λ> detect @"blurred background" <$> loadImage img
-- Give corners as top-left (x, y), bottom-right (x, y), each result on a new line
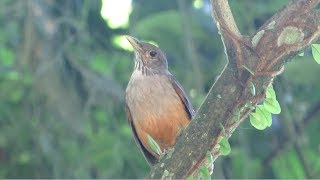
top-left (0, 0), bottom-right (319, 178)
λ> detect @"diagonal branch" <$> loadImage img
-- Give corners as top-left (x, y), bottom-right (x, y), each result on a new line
top-left (147, 0), bottom-right (320, 179)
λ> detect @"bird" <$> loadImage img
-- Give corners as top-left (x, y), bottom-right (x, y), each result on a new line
top-left (125, 35), bottom-right (194, 165)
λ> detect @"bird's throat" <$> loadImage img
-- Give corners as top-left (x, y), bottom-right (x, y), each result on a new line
top-left (133, 61), bottom-right (153, 76)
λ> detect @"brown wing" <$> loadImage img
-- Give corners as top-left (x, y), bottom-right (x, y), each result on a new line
top-left (168, 74), bottom-right (195, 119)
top-left (125, 102), bottom-right (158, 165)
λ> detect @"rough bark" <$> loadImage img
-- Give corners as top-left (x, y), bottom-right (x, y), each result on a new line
top-left (147, 0), bottom-right (320, 179)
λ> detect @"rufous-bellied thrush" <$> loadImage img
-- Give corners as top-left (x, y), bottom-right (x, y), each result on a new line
top-left (125, 36), bottom-right (194, 165)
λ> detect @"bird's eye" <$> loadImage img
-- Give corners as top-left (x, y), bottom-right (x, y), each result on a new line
top-left (149, 51), bottom-right (157, 57)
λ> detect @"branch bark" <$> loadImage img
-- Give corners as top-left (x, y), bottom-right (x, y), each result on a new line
top-left (147, 0), bottom-right (320, 178)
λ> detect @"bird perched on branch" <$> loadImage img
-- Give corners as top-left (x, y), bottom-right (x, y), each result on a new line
top-left (125, 35), bottom-right (194, 165)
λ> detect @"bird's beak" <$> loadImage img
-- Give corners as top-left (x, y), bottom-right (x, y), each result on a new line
top-left (125, 35), bottom-right (143, 53)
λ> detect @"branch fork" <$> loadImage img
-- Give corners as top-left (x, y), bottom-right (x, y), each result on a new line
top-left (147, 0), bottom-right (320, 178)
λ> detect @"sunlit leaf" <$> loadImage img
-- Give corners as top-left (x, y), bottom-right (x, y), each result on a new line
top-left (249, 82), bottom-right (256, 96)
top-left (257, 105), bottom-right (272, 127)
top-left (311, 44), bottom-right (320, 64)
top-left (206, 151), bottom-right (213, 164)
top-left (250, 110), bottom-right (268, 130)
top-left (147, 134), bottom-right (162, 155)
top-left (266, 85), bottom-right (276, 99)
top-left (186, 175), bottom-right (194, 180)
top-left (219, 137), bottom-right (231, 156)
top-left (199, 165), bottom-right (211, 180)
top-left (264, 98), bottom-right (281, 114)
top-left (242, 65), bottom-right (254, 75)
top-left (298, 52), bottom-right (304, 56)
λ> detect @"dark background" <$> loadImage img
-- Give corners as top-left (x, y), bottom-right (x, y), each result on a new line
top-left (0, 0), bottom-right (319, 178)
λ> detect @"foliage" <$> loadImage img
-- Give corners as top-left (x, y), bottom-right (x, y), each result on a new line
top-left (249, 85), bottom-right (281, 130)
top-left (147, 135), bottom-right (162, 156)
top-left (199, 165), bottom-right (211, 180)
top-left (219, 138), bottom-right (231, 156)
top-left (311, 44), bottom-right (320, 64)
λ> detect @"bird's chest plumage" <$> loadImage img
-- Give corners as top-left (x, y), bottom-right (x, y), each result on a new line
top-left (126, 72), bottom-right (189, 156)
top-left (126, 73), bottom-right (180, 118)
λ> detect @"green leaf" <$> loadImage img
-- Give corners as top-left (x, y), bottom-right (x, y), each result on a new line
top-left (245, 102), bottom-right (255, 110)
top-left (219, 137), bottom-right (231, 156)
top-left (206, 151), bottom-right (213, 164)
top-left (249, 105), bottom-right (273, 130)
top-left (242, 65), bottom-right (254, 75)
top-left (199, 165), bottom-right (211, 180)
top-left (147, 134), bottom-right (162, 155)
top-left (249, 105), bottom-right (272, 130)
top-left (264, 98), bottom-right (281, 114)
top-left (298, 52), bottom-right (304, 56)
top-left (266, 85), bottom-right (276, 99)
top-left (186, 175), bottom-right (194, 180)
top-left (257, 105), bottom-right (272, 127)
top-left (249, 82), bottom-right (256, 96)
top-left (250, 108), bottom-right (269, 130)
top-left (311, 44), bottom-right (320, 64)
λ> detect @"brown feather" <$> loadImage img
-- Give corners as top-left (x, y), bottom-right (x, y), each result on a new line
top-left (125, 103), bottom-right (157, 165)
top-left (168, 74), bottom-right (195, 119)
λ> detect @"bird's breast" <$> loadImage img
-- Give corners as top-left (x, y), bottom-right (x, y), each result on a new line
top-left (127, 74), bottom-right (180, 116)
top-left (126, 73), bottom-right (189, 155)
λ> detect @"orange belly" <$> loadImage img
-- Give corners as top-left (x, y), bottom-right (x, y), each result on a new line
top-left (134, 100), bottom-right (190, 159)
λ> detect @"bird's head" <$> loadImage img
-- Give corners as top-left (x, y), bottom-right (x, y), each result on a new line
top-left (126, 35), bottom-right (168, 75)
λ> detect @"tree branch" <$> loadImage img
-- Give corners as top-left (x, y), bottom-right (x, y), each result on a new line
top-left (147, 0), bottom-right (320, 178)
